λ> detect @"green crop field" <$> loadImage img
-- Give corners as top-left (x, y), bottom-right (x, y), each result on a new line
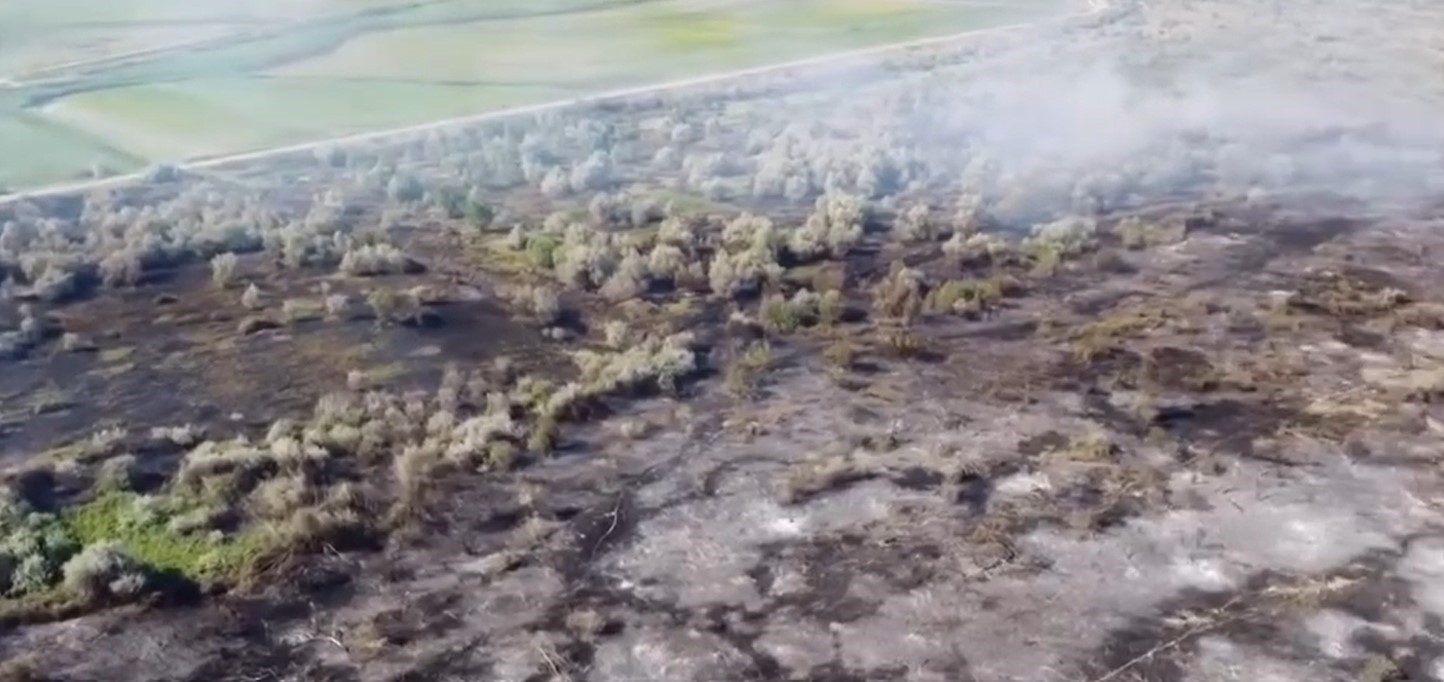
top-left (0, 113), bottom-right (142, 189)
top-left (0, 0), bottom-right (410, 76)
top-left (0, 0), bottom-right (1074, 188)
top-left (41, 79), bottom-right (571, 161)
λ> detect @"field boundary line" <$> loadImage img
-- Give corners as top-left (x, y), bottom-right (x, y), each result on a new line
top-left (1, 0), bottom-right (1112, 203)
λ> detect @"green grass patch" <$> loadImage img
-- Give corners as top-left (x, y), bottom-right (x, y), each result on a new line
top-left (0, 0), bottom-right (403, 27)
top-left (617, 223), bottom-right (661, 248)
top-left (639, 6), bottom-right (743, 52)
top-left (63, 492), bottom-right (274, 584)
top-left (92, 362), bottom-right (137, 380)
top-left (362, 360), bottom-right (408, 385)
top-left (37, 443), bottom-right (87, 464)
top-left (39, 77), bottom-right (568, 161)
top-left (474, 238), bottom-right (542, 276)
top-left (269, 19), bottom-right (628, 85)
top-left (0, 487), bottom-right (268, 616)
top-left (386, 0), bottom-right (643, 28)
top-left (272, 0), bottom-right (1067, 86)
top-left (25, 385), bottom-right (75, 416)
top-left (0, 113), bottom-right (140, 187)
top-left (644, 189), bottom-right (722, 217)
top-left (99, 346), bottom-right (137, 364)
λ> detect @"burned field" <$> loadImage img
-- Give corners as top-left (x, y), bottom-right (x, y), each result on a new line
top-left (1, 1), bottom-right (1444, 680)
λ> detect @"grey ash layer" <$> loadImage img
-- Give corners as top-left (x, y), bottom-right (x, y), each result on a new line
top-left (1, 0), bottom-right (1443, 680)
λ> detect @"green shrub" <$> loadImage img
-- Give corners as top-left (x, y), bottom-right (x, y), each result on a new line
top-left (0, 509), bottom-right (77, 597)
top-left (485, 441), bottom-right (519, 471)
top-left (726, 342), bottom-right (774, 397)
top-left (464, 200), bottom-right (496, 230)
top-left (759, 290), bottom-right (823, 334)
top-left (525, 235), bottom-right (562, 269)
top-left (759, 295), bottom-right (802, 334)
top-left (818, 290), bottom-right (844, 327)
top-left (927, 278), bottom-right (1011, 315)
top-left (528, 415), bottom-right (559, 454)
top-left (10, 554), bottom-right (55, 596)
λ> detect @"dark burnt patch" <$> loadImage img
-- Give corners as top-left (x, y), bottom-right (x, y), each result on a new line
top-left (1337, 324), bottom-right (1389, 349)
top-left (783, 538), bottom-right (883, 624)
top-left (1338, 265), bottom-right (1411, 292)
top-left (954, 472), bottom-right (994, 515)
top-left (1145, 346), bottom-right (1220, 391)
top-left (394, 474), bottom-right (526, 556)
top-left (959, 318), bottom-right (1039, 342)
top-left (390, 643), bottom-right (492, 682)
top-left (572, 492), bottom-right (638, 566)
top-left (1067, 290), bottom-right (1152, 317)
top-left (1066, 347), bottom-right (1147, 391)
top-left (891, 466), bottom-right (942, 491)
top-left (361, 590), bottom-right (468, 652)
top-left (755, 533), bottom-right (944, 625)
top-left (125, 588), bottom-right (361, 682)
top-left (1268, 216), bottom-right (1363, 253)
top-left (700, 454), bottom-right (785, 497)
top-left (1018, 431), bottom-right (1069, 457)
top-left (801, 663), bottom-right (876, 682)
top-left (1144, 397), bottom-right (1301, 460)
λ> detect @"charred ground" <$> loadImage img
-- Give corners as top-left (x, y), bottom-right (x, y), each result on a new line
top-left (1, 0), bottom-right (1444, 680)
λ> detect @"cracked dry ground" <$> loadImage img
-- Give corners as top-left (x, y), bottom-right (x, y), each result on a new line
top-left (10, 198), bottom-right (1444, 681)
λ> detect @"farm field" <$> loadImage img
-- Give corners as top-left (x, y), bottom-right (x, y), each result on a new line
top-left (271, 0), bottom-right (1058, 86)
top-left (39, 79), bottom-right (573, 162)
top-left (0, 0), bottom-right (415, 77)
top-left (0, 0), bottom-right (1076, 189)
top-left (0, 114), bottom-right (142, 190)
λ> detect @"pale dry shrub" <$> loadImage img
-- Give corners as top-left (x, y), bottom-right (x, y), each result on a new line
top-left (708, 246), bottom-right (781, 299)
top-left (150, 424), bottom-right (202, 447)
top-left (656, 217), bottom-right (698, 247)
top-left (646, 243), bottom-right (688, 281)
top-left (599, 250), bottom-right (648, 302)
top-left (241, 283), bottom-right (264, 310)
top-left (790, 193), bottom-right (865, 259)
top-left (602, 319), bottom-right (630, 348)
top-left (893, 204), bottom-right (936, 243)
top-left (324, 293), bottom-right (351, 319)
top-left (210, 252), bottom-right (239, 287)
top-left (98, 250), bottom-right (144, 287)
top-left (338, 243), bottom-right (411, 277)
top-left (249, 472), bottom-right (314, 520)
top-left (507, 285), bottom-right (562, 324)
top-left (61, 542), bottom-right (148, 601)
